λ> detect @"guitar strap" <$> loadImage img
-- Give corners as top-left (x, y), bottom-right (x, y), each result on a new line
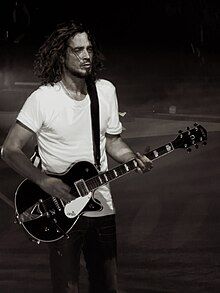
top-left (86, 77), bottom-right (101, 171)
top-left (32, 78), bottom-right (101, 171)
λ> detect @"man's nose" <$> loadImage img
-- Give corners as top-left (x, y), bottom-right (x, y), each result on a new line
top-left (81, 49), bottom-right (90, 60)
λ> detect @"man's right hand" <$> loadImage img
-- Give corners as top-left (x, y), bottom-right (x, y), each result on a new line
top-left (37, 176), bottom-right (74, 203)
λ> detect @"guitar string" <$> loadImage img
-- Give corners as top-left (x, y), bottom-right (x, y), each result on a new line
top-left (23, 126), bottom-right (206, 213)
top-left (36, 153), bottom-right (158, 210)
top-left (35, 160), bottom-right (139, 209)
top-left (30, 153), bottom-right (160, 209)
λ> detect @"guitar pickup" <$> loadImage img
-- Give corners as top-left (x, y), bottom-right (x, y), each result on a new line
top-left (74, 179), bottom-right (89, 197)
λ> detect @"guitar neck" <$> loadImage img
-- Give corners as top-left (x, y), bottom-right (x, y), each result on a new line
top-left (85, 141), bottom-right (174, 192)
top-left (145, 142), bottom-right (174, 161)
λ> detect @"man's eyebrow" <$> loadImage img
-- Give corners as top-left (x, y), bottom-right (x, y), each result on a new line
top-left (69, 45), bottom-right (93, 50)
top-left (68, 46), bottom-right (83, 50)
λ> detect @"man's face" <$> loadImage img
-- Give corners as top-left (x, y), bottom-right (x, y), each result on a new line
top-left (64, 32), bottom-right (93, 78)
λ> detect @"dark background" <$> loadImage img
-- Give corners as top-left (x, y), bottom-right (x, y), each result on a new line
top-left (2, 0), bottom-right (220, 47)
top-left (0, 1), bottom-right (220, 292)
top-left (1, 0), bottom-right (220, 116)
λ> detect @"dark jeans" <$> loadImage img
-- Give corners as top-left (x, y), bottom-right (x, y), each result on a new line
top-left (48, 214), bottom-right (117, 293)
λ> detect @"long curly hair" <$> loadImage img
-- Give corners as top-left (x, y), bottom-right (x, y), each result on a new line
top-left (33, 20), bottom-right (105, 85)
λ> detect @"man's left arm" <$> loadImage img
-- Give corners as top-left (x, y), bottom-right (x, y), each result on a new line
top-left (105, 133), bottom-right (153, 173)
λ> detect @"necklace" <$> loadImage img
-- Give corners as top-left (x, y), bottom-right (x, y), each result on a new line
top-left (60, 81), bottom-right (75, 99)
top-left (60, 81), bottom-right (86, 101)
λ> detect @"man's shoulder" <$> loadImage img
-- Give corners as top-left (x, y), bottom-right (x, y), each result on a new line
top-left (96, 79), bottom-right (116, 91)
top-left (28, 83), bottom-right (61, 102)
top-left (35, 83), bottom-right (60, 95)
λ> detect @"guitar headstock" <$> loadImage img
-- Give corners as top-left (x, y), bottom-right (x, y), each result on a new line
top-left (172, 123), bottom-right (207, 152)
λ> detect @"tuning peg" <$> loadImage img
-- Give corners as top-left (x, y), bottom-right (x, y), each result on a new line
top-left (178, 130), bottom-right (183, 137)
top-left (187, 148), bottom-right (192, 152)
top-left (186, 127), bottom-right (191, 134)
top-left (194, 123), bottom-right (199, 130)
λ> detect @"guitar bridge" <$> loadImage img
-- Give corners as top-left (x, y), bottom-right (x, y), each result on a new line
top-left (17, 199), bottom-right (48, 223)
top-left (74, 179), bottom-right (89, 197)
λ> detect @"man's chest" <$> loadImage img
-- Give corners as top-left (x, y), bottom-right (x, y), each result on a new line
top-left (40, 103), bottom-right (109, 139)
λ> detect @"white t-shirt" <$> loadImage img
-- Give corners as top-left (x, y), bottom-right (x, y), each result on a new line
top-left (17, 79), bottom-right (122, 217)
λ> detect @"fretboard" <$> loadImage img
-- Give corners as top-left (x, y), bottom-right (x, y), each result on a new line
top-left (85, 142), bottom-right (174, 192)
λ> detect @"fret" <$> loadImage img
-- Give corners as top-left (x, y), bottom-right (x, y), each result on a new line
top-left (116, 165), bottom-right (125, 175)
top-left (126, 160), bottom-right (137, 171)
top-left (132, 160), bottom-right (138, 168)
top-left (99, 174), bottom-right (107, 183)
top-left (107, 170), bottom-right (115, 180)
top-left (114, 166), bottom-right (121, 176)
top-left (146, 143), bottom-right (174, 161)
top-left (88, 178), bottom-right (97, 190)
top-left (124, 163), bottom-right (129, 172)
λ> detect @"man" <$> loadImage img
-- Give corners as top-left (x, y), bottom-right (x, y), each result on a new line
top-left (1, 20), bottom-right (152, 293)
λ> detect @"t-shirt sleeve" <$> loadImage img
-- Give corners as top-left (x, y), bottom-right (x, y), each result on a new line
top-left (16, 91), bottom-right (44, 133)
top-left (106, 85), bottom-right (122, 135)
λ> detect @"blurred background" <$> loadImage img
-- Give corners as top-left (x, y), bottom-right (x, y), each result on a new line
top-left (0, 1), bottom-right (220, 292)
top-left (1, 0), bottom-right (220, 125)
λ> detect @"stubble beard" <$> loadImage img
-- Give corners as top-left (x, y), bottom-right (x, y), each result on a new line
top-left (64, 63), bottom-right (92, 79)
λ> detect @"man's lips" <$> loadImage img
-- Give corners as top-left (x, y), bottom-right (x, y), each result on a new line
top-left (81, 63), bottom-right (91, 68)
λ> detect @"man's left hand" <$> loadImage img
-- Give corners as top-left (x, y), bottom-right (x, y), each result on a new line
top-left (135, 152), bottom-right (153, 174)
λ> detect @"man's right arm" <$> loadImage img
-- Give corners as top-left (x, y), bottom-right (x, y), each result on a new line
top-left (1, 122), bottom-right (73, 202)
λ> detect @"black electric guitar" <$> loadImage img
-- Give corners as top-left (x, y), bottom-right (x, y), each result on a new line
top-left (15, 124), bottom-right (207, 243)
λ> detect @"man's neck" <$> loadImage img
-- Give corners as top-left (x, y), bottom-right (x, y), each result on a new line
top-left (61, 75), bottom-right (87, 101)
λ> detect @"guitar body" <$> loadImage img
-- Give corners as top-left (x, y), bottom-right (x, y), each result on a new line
top-left (15, 161), bottom-right (103, 243)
